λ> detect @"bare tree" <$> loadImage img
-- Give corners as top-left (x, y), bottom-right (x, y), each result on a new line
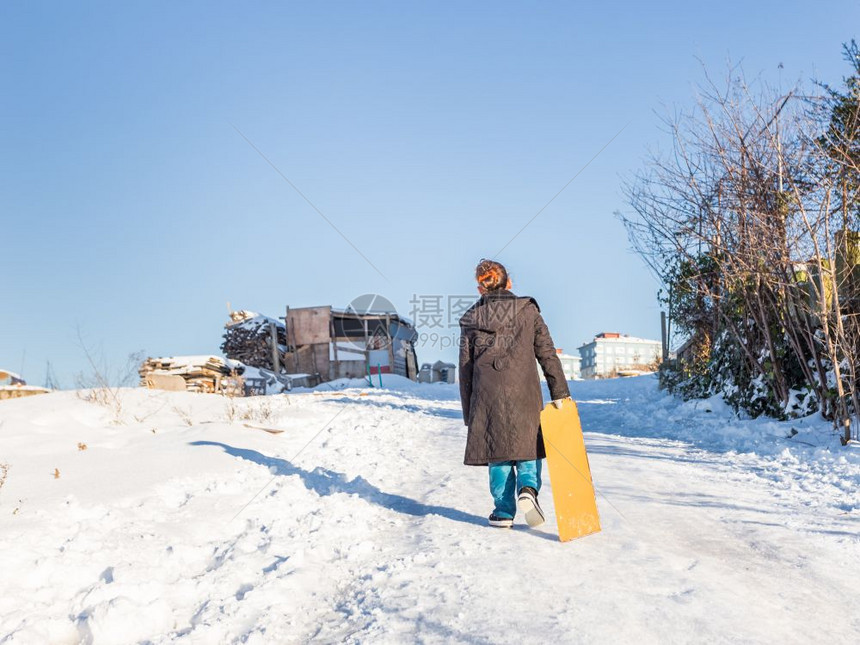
top-left (620, 53), bottom-right (860, 443)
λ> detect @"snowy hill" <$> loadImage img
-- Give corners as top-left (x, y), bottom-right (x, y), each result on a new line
top-left (1, 377), bottom-right (859, 643)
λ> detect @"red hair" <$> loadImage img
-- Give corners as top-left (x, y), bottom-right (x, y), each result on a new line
top-left (475, 259), bottom-right (509, 292)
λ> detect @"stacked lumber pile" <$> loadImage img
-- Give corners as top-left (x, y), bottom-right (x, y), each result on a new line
top-left (0, 369), bottom-right (51, 400)
top-left (221, 310), bottom-right (288, 372)
top-left (0, 386), bottom-right (51, 400)
top-left (139, 355), bottom-right (245, 395)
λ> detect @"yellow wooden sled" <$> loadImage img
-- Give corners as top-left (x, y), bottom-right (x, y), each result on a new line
top-left (541, 398), bottom-right (601, 541)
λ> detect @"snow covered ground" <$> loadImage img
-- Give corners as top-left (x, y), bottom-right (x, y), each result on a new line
top-left (1, 376), bottom-right (858, 644)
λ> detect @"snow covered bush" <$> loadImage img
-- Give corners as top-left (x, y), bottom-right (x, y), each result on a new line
top-left (661, 329), bottom-right (818, 421)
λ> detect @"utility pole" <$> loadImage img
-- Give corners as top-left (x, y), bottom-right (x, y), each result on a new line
top-left (660, 312), bottom-right (669, 362)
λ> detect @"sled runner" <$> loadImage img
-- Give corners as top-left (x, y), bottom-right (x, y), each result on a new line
top-left (541, 398), bottom-right (601, 541)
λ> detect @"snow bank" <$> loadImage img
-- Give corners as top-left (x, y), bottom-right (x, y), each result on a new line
top-left (570, 375), bottom-right (845, 451)
top-left (1, 379), bottom-right (858, 643)
top-left (568, 375), bottom-right (860, 515)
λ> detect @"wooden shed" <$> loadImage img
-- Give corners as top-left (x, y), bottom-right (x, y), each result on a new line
top-left (283, 305), bottom-right (419, 382)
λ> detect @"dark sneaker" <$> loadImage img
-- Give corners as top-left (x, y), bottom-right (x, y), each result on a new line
top-left (517, 486), bottom-right (546, 528)
top-left (488, 513), bottom-right (514, 528)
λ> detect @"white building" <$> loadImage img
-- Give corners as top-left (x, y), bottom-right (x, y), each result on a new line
top-left (578, 333), bottom-right (661, 379)
top-left (538, 349), bottom-right (581, 382)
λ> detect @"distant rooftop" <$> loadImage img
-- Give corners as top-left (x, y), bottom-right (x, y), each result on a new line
top-left (578, 333), bottom-right (661, 348)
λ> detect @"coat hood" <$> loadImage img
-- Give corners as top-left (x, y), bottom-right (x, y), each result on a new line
top-left (460, 290), bottom-right (541, 333)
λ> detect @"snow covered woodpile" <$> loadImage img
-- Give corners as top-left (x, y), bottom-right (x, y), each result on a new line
top-left (139, 356), bottom-right (245, 395)
top-left (0, 369), bottom-right (50, 400)
top-left (221, 310), bottom-right (288, 373)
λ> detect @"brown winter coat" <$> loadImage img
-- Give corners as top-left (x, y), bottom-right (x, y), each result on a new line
top-left (458, 290), bottom-right (570, 466)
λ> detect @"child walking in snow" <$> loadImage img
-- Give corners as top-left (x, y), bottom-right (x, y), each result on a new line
top-left (458, 259), bottom-right (571, 528)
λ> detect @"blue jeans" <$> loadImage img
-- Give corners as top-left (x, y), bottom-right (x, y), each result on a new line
top-left (488, 459), bottom-right (542, 519)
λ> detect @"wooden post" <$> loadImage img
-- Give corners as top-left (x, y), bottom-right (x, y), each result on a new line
top-left (385, 314), bottom-right (395, 376)
top-left (330, 315), bottom-right (338, 381)
top-left (363, 317), bottom-right (374, 381)
top-left (286, 306), bottom-right (299, 373)
top-left (269, 322), bottom-right (281, 374)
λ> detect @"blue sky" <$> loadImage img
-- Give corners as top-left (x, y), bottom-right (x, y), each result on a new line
top-left (2, 1), bottom-right (858, 387)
